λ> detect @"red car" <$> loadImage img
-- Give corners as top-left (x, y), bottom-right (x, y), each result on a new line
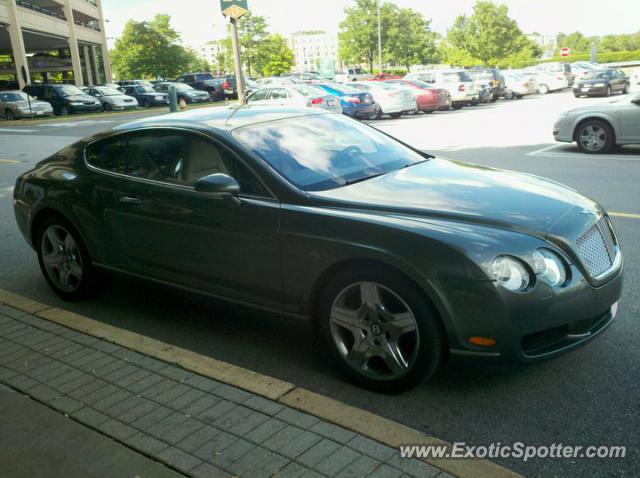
top-left (369, 73), bottom-right (402, 81)
top-left (385, 79), bottom-right (451, 113)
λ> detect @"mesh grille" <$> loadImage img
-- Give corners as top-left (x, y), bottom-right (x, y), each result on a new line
top-left (576, 217), bottom-right (616, 278)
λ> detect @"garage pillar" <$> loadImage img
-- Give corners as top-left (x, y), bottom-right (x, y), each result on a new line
top-left (6, 0), bottom-right (30, 88)
top-left (95, 0), bottom-right (113, 82)
top-left (91, 45), bottom-right (101, 84)
top-left (82, 45), bottom-right (94, 85)
top-left (63, 0), bottom-right (84, 85)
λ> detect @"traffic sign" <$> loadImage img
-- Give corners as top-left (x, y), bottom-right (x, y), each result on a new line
top-left (220, 0), bottom-right (248, 19)
top-left (560, 47), bottom-right (570, 58)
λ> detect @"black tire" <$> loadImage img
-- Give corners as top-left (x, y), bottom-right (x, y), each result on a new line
top-left (59, 106), bottom-right (69, 116)
top-left (371, 105), bottom-right (382, 120)
top-left (317, 265), bottom-right (444, 393)
top-left (605, 86), bottom-right (611, 97)
top-left (622, 83), bottom-right (629, 94)
top-left (141, 98), bottom-right (150, 108)
top-left (538, 84), bottom-right (550, 94)
top-left (5, 109), bottom-right (15, 120)
top-left (36, 215), bottom-right (98, 301)
top-left (452, 103), bottom-right (463, 110)
top-left (390, 113), bottom-right (402, 119)
top-left (505, 90), bottom-right (514, 100)
top-left (103, 102), bottom-right (112, 111)
top-left (575, 119), bottom-right (615, 154)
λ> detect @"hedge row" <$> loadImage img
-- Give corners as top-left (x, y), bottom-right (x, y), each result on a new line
top-left (538, 50), bottom-right (640, 64)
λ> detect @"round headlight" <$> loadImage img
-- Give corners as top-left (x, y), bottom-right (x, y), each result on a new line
top-left (491, 256), bottom-right (530, 292)
top-left (532, 249), bottom-right (567, 287)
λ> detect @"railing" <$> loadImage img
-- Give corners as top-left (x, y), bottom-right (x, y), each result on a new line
top-left (74, 19), bottom-right (101, 31)
top-left (16, 0), bottom-right (66, 20)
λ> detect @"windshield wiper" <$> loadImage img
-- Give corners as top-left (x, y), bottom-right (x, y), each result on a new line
top-left (343, 172), bottom-right (387, 186)
top-left (403, 158), bottom-right (430, 168)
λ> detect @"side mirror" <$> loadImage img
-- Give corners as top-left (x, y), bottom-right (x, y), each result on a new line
top-left (194, 173), bottom-right (240, 195)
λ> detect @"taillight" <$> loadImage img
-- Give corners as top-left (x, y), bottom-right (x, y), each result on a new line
top-left (344, 96), bottom-right (361, 104)
top-left (458, 84), bottom-right (465, 92)
top-left (223, 81), bottom-right (229, 89)
top-left (311, 97), bottom-right (324, 105)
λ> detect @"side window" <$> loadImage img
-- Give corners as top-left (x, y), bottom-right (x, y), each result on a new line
top-left (85, 136), bottom-right (129, 174)
top-left (184, 75), bottom-right (195, 83)
top-left (156, 84), bottom-right (167, 92)
top-left (248, 89), bottom-right (269, 102)
top-left (44, 87), bottom-right (57, 99)
top-left (269, 88), bottom-right (288, 100)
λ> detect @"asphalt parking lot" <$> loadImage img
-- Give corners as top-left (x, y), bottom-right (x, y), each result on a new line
top-left (1, 89), bottom-right (638, 477)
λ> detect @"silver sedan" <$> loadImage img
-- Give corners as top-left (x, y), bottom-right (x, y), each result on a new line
top-left (553, 92), bottom-right (640, 153)
top-left (0, 91), bottom-right (53, 120)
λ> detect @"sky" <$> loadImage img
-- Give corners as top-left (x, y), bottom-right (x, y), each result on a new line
top-left (102, 0), bottom-right (639, 48)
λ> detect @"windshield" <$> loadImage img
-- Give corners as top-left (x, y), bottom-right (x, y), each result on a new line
top-left (95, 87), bottom-right (122, 96)
top-left (0, 92), bottom-right (32, 102)
top-left (584, 71), bottom-right (609, 80)
top-left (136, 86), bottom-right (156, 93)
top-left (322, 83), bottom-right (360, 94)
top-left (54, 85), bottom-right (85, 97)
top-left (232, 114), bottom-right (425, 191)
top-left (293, 85), bottom-right (327, 96)
top-left (444, 71), bottom-right (473, 82)
top-left (195, 73), bottom-right (214, 81)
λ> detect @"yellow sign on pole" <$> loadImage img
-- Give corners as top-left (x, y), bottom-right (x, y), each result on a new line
top-left (221, 0), bottom-right (248, 19)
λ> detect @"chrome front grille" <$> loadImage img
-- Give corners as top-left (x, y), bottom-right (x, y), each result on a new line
top-left (576, 217), bottom-right (618, 278)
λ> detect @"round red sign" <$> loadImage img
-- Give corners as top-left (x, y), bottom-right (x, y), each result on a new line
top-left (560, 47), bottom-right (570, 58)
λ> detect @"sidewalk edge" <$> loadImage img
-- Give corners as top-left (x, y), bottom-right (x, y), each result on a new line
top-left (0, 288), bottom-right (522, 478)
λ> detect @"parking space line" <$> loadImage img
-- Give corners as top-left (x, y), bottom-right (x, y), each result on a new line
top-left (610, 212), bottom-right (640, 220)
top-left (0, 128), bottom-right (38, 133)
top-left (0, 159), bottom-right (21, 164)
top-left (526, 144), bottom-right (565, 156)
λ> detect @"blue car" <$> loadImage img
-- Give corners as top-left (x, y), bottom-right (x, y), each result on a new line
top-left (316, 83), bottom-right (378, 119)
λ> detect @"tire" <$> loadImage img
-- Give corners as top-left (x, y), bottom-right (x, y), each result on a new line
top-left (622, 83), bottom-right (629, 94)
top-left (317, 265), bottom-right (444, 393)
top-left (370, 104), bottom-right (382, 120)
top-left (5, 109), bottom-right (15, 120)
top-left (141, 98), bottom-right (150, 108)
top-left (103, 102), bottom-right (112, 111)
top-left (575, 119), bottom-right (615, 154)
top-left (36, 216), bottom-right (98, 301)
top-left (390, 113), bottom-right (402, 119)
top-left (505, 90), bottom-right (514, 100)
top-left (538, 84), bottom-right (550, 94)
top-left (452, 103), bottom-right (463, 110)
top-left (605, 86), bottom-right (611, 97)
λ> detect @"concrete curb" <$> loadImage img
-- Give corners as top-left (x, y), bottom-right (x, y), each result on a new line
top-left (0, 288), bottom-right (521, 478)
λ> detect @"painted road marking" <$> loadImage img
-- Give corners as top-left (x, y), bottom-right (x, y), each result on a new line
top-left (610, 212), bottom-right (640, 220)
top-left (527, 143), bottom-right (640, 161)
top-left (0, 128), bottom-right (37, 133)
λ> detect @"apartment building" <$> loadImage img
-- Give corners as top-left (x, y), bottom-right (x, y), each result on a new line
top-left (0, 0), bottom-right (112, 88)
top-left (290, 30), bottom-right (338, 73)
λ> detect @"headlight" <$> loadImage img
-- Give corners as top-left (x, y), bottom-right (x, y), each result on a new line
top-left (532, 249), bottom-right (567, 287)
top-left (491, 256), bottom-right (531, 292)
top-left (593, 83), bottom-right (606, 87)
top-left (69, 101), bottom-right (83, 106)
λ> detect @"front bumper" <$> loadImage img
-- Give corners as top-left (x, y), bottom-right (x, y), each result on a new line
top-left (343, 102), bottom-right (377, 118)
top-left (429, 263), bottom-right (623, 364)
top-left (69, 104), bottom-right (102, 113)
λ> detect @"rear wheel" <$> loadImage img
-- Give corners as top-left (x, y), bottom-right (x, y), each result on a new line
top-left (318, 265), bottom-right (444, 393)
top-left (103, 102), bottom-right (112, 111)
top-left (576, 119), bottom-right (614, 154)
top-left (622, 83), bottom-right (629, 94)
top-left (5, 109), bottom-right (15, 120)
top-left (36, 216), bottom-right (98, 300)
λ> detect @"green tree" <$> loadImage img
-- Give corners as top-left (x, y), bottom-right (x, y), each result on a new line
top-left (224, 13), bottom-right (269, 76)
top-left (111, 14), bottom-right (194, 79)
top-left (386, 8), bottom-right (439, 71)
top-left (555, 32), bottom-right (593, 54)
top-left (338, 0), bottom-right (398, 72)
top-left (252, 34), bottom-right (295, 77)
top-left (441, 1), bottom-right (540, 67)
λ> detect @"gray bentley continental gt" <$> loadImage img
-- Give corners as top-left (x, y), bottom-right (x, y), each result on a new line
top-left (13, 106), bottom-right (623, 392)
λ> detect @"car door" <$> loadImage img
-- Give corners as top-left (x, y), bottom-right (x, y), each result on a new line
top-left (619, 96), bottom-right (640, 142)
top-left (84, 129), bottom-right (283, 311)
top-left (43, 86), bottom-right (63, 112)
top-left (268, 88), bottom-right (290, 106)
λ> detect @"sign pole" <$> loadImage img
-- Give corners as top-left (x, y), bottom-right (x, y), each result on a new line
top-left (230, 17), bottom-right (246, 104)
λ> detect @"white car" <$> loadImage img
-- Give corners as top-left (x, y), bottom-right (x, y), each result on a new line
top-left (553, 92), bottom-right (640, 153)
top-left (502, 72), bottom-right (537, 99)
top-left (404, 70), bottom-right (478, 109)
top-left (246, 85), bottom-right (342, 114)
top-left (255, 77), bottom-right (300, 87)
top-left (335, 68), bottom-right (373, 82)
top-left (82, 86), bottom-right (138, 111)
top-left (633, 67), bottom-right (640, 85)
top-left (520, 70), bottom-right (569, 94)
top-left (350, 81), bottom-right (415, 118)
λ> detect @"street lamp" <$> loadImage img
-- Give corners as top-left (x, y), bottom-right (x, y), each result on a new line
top-left (377, 0), bottom-right (382, 74)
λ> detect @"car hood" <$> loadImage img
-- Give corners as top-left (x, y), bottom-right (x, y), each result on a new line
top-left (310, 158), bottom-right (597, 236)
top-left (67, 94), bottom-right (98, 102)
top-left (578, 78), bottom-right (611, 85)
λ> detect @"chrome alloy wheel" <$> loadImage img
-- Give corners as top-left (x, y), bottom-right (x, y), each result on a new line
top-left (329, 282), bottom-right (420, 380)
top-left (40, 225), bottom-right (83, 292)
top-left (579, 124), bottom-right (607, 152)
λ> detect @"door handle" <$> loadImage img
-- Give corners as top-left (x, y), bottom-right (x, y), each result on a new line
top-left (118, 196), bottom-right (141, 205)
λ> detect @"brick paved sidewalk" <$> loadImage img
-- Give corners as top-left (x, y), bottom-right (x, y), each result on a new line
top-left (0, 303), bottom-right (447, 478)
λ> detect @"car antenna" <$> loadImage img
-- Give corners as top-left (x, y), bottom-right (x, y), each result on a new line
top-left (225, 102), bottom-right (248, 127)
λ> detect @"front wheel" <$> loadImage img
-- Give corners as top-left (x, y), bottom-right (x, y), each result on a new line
top-left (605, 86), bottom-right (612, 97)
top-left (622, 83), bottom-right (629, 94)
top-left (538, 84), bottom-right (550, 94)
top-left (36, 216), bottom-right (98, 300)
top-left (5, 109), bottom-right (15, 120)
top-left (390, 113), bottom-right (402, 119)
top-left (318, 266), bottom-right (444, 393)
top-left (576, 120), bottom-right (614, 154)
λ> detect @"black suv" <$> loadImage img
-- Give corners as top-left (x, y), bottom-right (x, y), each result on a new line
top-left (468, 68), bottom-right (506, 101)
top-left (175, 73), bottom-right (226, 101)
top-left (23, 84), bottom-right (102, 116)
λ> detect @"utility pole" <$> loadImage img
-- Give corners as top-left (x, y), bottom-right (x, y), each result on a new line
top-left (377, 0), bottom-right (382, 75)
top-left (229, 16), bottom-right (246, 104)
